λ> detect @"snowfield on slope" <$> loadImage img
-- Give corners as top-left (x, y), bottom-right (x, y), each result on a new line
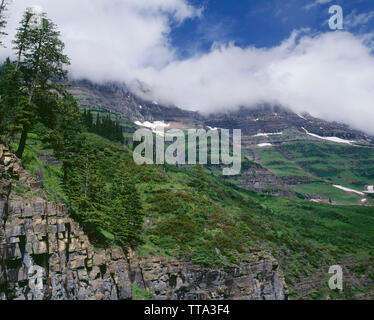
top-left (333, 185), bottom-right (365, 196)
top-left (134, 121), bottom-right (170, 136)
top-left (257, 143), bottom-right (273, 147)
top-left (302, 127), bottom-right (354, 145)
top-left (207, 126), bottom-right (218, 131)
top-left (253, 132), bottom-right (283, 137)
top-left (135, 121), bottom-right (170, 130)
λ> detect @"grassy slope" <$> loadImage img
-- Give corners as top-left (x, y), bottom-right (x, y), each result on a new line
top-left (13, 130), bottom-right (374, 300)
top-left (257, 141), bottom-right (374, 205)
top-left (281, 141), bottom-right (374, 188)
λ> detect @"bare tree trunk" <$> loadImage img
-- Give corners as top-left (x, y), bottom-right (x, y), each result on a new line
top-left (15, 75), bottom-right (38, 159)
top-left (15, 125), bottom-right (28, 158)
top-left (84, 153), bottom-right (89, 198)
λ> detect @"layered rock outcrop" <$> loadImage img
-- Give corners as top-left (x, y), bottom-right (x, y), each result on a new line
top-left (129, 254), bottom-right (285, 300)
top-left (0, 144), bottom-right (286, 300)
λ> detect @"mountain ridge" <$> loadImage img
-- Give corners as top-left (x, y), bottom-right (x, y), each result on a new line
top-left (68, 79), bottom-right (374, 144)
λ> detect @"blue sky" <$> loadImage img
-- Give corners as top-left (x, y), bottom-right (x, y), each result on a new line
top-left (170, 0), bottom-right (374, 58)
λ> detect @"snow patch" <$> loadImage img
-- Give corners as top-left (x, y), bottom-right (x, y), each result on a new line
top-left (135, 120), bottom-right (169, 130)
top-left (302, 127), bottom-right (354, 145)
top-left (333, 185), bottom-right (365, 196)
top-left (297, 113), bottom-right (307, 120)
top-left (310, 199), bottom-right (322, 203)
top-left (207, 126), bottom-right (218, 131)
top-left (253, 132), bottom-right (283, 137)
top-left (134, 121), bottom-right (170, 136)
top-left (257, 143), bottom-right (273, 147)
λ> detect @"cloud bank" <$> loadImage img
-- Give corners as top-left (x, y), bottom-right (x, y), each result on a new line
top-left (2, 1), bottom-right (374, 135)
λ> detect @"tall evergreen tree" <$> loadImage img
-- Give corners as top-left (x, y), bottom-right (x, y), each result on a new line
top-left (13, 9), bottom-right (70, 158)
top-left (13, 8), bottom-right (34, 70)
top-left (63, 142), bottom-right (108, 225)
top-left (109, 162), bottom-right (144, 248)
top-left (0, 58), bottom-right (26, 145)
top-left (84, 111), bottom-right (123, 143)
top-left (87, 110), bottom-right (93, 130)
top-left (46, 94), bottom-right (84, 184)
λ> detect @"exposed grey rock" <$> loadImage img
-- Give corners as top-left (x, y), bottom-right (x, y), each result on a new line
top-left (68, 80), bottom-right (203, 128)
top-left (127, 250), bottom-right (287, 300)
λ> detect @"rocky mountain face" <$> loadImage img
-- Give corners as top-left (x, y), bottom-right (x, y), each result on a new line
top-left (69, 80), bottom-right (203, 128)
top-left (231, 164), bottom-right (301, 198)
top-left (205, 105), bottom-right (372, 141)
top-left (68, 79), bottom-right (373, 144)
top-left (0, 144), bottom-right (287, 300)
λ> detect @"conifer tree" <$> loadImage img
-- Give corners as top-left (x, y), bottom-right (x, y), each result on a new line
top-left (13, 9), bottom-right (70, 158)
top-left (63, 143), bottom-right (110, 236)
top-left (87, 110), bottom-right (93, 130)
top-left (46, 94), bottom-right (84, 184)
top-left (0, 58), bottom-right (26, 145)
top-left (109, 162), bottom-right (144, 248)
top-left (13, 8), bottom-right (34, 70)
top-left (86, 112), bottom-right (123, 143)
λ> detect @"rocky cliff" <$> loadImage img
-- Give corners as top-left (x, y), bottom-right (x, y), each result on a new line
top-left (129, 253), bottom-right (286, 300)
top-left (0, 144), bottom-right (286, 300)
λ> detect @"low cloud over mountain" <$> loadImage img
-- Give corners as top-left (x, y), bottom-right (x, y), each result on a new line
top-left (3, 0), bottom-right (374, 134)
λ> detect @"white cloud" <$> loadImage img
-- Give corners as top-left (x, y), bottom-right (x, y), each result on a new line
top-left (2, 1), bottom-right (374, 135)
top-left (304, 0), bottom-right (332, 11)
top-left (130, 30), bottom-right (374, 135)
top-left (2, 0), bottom-right (201, 81)
top-left (346, 9), bottom-right (374, 28)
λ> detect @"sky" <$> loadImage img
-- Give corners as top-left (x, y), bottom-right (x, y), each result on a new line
top-left (2, 0), bottom-right (374, 134)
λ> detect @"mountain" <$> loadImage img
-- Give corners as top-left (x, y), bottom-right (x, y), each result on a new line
top-left (68, 79), bottom-right (374, 205)
top-left (69, 79), bottom-right (374, 143)
top-left (69, 79), bottom-right (204, 128)
top-left (206, 105), bottom-right (373, 143)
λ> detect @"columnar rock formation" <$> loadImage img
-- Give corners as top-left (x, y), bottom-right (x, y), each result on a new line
top-left (0, 144), bottom-right (286, 300)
